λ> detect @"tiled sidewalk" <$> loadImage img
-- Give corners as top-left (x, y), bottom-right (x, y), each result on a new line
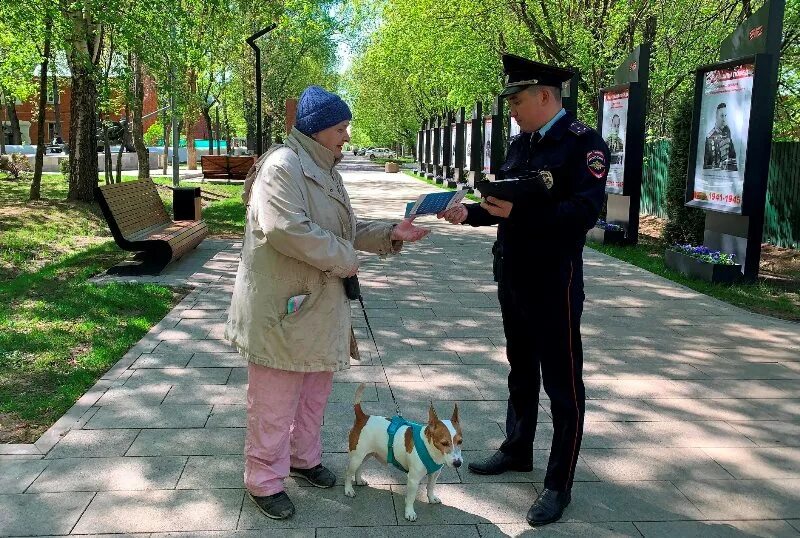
top-left (1, 157), bottom-right (798, 537)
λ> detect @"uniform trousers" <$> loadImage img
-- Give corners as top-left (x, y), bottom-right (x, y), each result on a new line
top-left (498, 255), bottom-right (586, 492)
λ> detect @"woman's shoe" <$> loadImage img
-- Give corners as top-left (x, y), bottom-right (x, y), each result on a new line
top-left (290, 464), bottom-right (336, 488)
top-left (248, 491), bottom-right (295, 519)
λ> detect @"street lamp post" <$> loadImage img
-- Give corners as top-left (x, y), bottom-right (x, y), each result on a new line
top-left (246, 25), bottom-right (277, 156)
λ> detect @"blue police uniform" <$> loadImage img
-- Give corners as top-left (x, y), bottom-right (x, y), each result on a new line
top-left (463, 106), bottom-right (609, 493)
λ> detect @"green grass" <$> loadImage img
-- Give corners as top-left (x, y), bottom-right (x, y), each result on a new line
top-left (373, 156), bottom-right (415, 166)
top-left (0, 243), bottom-right (181, 443)
top-left (0, 173), bottom-right (209, 443)
top-left (1, 174), bottom-right (111, 280)
top-left (588, 236), bottom-right (799, 322)
top-left (151, 178), bottom-right (245, 236)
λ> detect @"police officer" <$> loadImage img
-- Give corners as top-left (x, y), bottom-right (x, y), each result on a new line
top-left (438, 54), bottom-right (609, 526)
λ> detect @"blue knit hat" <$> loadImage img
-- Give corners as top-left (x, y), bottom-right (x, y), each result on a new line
top-left (294, 86), bottom-right (352, 136)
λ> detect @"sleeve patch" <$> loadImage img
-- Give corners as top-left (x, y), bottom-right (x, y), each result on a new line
top-left (587, 150), bottom-right (607, 179)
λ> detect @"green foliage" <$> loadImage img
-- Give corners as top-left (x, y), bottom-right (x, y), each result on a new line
top-left (144, 122), bottom-right (162, 146)
top-left (663, 91), bottom-right (705, 246)
top-left (59, 156), bottom-right (70, 179)
top-left (345, 0), bottom-right (799, 148)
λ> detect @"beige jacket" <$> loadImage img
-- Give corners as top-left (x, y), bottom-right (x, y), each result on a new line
top-left (225, 128), bottom-right (399, 372)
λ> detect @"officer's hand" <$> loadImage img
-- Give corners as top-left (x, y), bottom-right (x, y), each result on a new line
top-left (481, 196), bottom-right (513, 218)
top-left (437, 204), bottom-right (468, 224)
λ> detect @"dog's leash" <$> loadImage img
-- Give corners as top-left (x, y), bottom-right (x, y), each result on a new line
top-left (354, 291), bottom-right (403, 418)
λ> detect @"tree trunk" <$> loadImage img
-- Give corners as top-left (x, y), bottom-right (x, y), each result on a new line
top-left (130, 53), bottom-right (149, 179)
top-left (52, 70), bottom-right (61, 139)
top-left (6, 100), bottom-right (22, 145)
top-left (223, 103), bottom-right (231, 155)
top-left (116, 137), bottom-right (123, 183)
top-left (103, 120), bottom-right (112, 184)
top-left (186, 69), bottom-right (197, 170)
top-left (66, 12), bottom-right (101, 202)
top-left (30, 15), bottom-right (52, 201)
top-left (201, 106), bottom-right (213, 148)
top-left (162, 119), bottom-right (169, 175)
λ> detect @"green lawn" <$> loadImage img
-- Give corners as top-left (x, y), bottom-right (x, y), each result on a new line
top-left (0, 172), bottom-right (244, 443)
top-left (588, 236), bottom-right (799, 322)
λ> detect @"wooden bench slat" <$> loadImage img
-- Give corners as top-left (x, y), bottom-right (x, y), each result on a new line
top-left (201, 155), bottom-right (255, 180)
top-left (94, 179), bottom-right (209, 275)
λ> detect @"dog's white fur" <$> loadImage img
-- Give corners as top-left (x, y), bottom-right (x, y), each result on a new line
top-left (344, 384), bottom-right (463, 521)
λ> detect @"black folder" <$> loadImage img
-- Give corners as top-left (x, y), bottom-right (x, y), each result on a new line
top-left (474, 175), bottom-right (548, 203)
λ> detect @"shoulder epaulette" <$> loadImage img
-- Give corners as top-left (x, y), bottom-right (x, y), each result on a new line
top-left (568, 120), bottom-right (590, 136)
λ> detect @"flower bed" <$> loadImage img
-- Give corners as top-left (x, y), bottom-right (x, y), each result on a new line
top-left (595, 219), bottom-right (624, 232)
top-left (665, 244), bottom-right (742, 283)
top-left (587, 219), bottom-right (626, 245)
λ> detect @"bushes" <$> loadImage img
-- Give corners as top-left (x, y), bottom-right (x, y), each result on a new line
top-left (663, 91), bottom-right (705, 245)
top-left (59, 156), bottom-right (70, 180)
top-left (0, 153), bottom-right (32, 179)
top-left (144, 123), bottom-right (162, 147)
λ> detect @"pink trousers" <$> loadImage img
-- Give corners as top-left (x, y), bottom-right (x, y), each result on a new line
top-left (244, 363), bottom-right (334, 496)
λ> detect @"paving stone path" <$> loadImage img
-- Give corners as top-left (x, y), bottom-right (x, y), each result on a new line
top-left (1, 156), bottom-right (799, 537)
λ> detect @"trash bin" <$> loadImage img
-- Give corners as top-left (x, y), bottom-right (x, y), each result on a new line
top-left (173, 187), bottom-right (202, 220)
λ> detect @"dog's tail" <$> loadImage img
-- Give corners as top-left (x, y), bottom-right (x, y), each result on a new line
top-left (354, 383), bottom-right (367, 421)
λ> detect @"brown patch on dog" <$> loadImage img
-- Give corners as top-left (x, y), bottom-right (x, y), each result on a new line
top-left (404, 426), bottom-right (414, 453)
top-left (348, 384), bottom-right (369, 451)
top-left (426, 404), bottom-right (454, 454)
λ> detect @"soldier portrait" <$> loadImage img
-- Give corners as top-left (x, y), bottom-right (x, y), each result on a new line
top-left (604, 114), bottom-right (624, 164)
top-left (703, 103), bottom-right (738, 171)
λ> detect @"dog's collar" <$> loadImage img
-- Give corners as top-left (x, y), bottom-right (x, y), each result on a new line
top-left (386, 415), bottom-right (444, 475)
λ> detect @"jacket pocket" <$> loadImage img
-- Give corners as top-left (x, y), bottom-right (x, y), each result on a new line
top-left (262, 280), bottom-right (348, 369)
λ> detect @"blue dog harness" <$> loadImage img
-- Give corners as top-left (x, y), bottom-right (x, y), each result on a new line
top-left (386, 415), bottom-right (444, 475)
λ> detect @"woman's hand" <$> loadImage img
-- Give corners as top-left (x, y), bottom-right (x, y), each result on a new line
top-left (390, 217), bottom-right (430, 242)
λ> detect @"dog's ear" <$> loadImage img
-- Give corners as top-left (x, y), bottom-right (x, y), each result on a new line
top-left (451, 403), bottom-right (460, 425)
top-left (428, 403), bottom-right (439, 425)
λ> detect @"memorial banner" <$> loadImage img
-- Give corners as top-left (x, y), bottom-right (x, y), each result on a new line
top-left (601, 89), bottom-right (629, 193)
top-left (451, 124), bottom-right (457, 167)
top-left (482, 118), bottom-right (492, 174)
top-left (691, 63), bottom-right (754, 212)
top-left (465, 121), bottom-right (472, 171)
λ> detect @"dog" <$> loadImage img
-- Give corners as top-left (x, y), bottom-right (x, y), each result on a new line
top-left (344, 383), bottom-right (463, 521)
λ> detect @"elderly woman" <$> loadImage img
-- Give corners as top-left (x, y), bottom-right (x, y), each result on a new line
top-left (226, 86), bottom-right (429, 520)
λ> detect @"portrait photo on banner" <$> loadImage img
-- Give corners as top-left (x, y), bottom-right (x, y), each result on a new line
top-left (601, 89), bottom-right (629, 194)
top-left (692, 63), bottom-right (754, 212)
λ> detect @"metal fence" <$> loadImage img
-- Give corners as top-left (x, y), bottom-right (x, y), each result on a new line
top-left (639, 140), bottom-right (799, 248)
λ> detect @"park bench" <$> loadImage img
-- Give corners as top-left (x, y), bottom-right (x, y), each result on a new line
top-left (94, 179), bottom-right (209, 275)
top-left (201, 155), bottom-right (255, 181)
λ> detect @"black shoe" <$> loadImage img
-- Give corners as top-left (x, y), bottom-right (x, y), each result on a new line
top-left (527, 488), bottom-right (571, 526)
top-left (290, 464), bottom-right (336, 488)
top-left (467, 450), bottom-right (533, 475)
top-left (248, 491), bottom-right (295, 520)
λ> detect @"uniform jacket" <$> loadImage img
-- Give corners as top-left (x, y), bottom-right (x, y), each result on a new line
top-left (225, 128), bottom-right (399, 372)
top-left (464, 110), bottom-right (609, 285)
